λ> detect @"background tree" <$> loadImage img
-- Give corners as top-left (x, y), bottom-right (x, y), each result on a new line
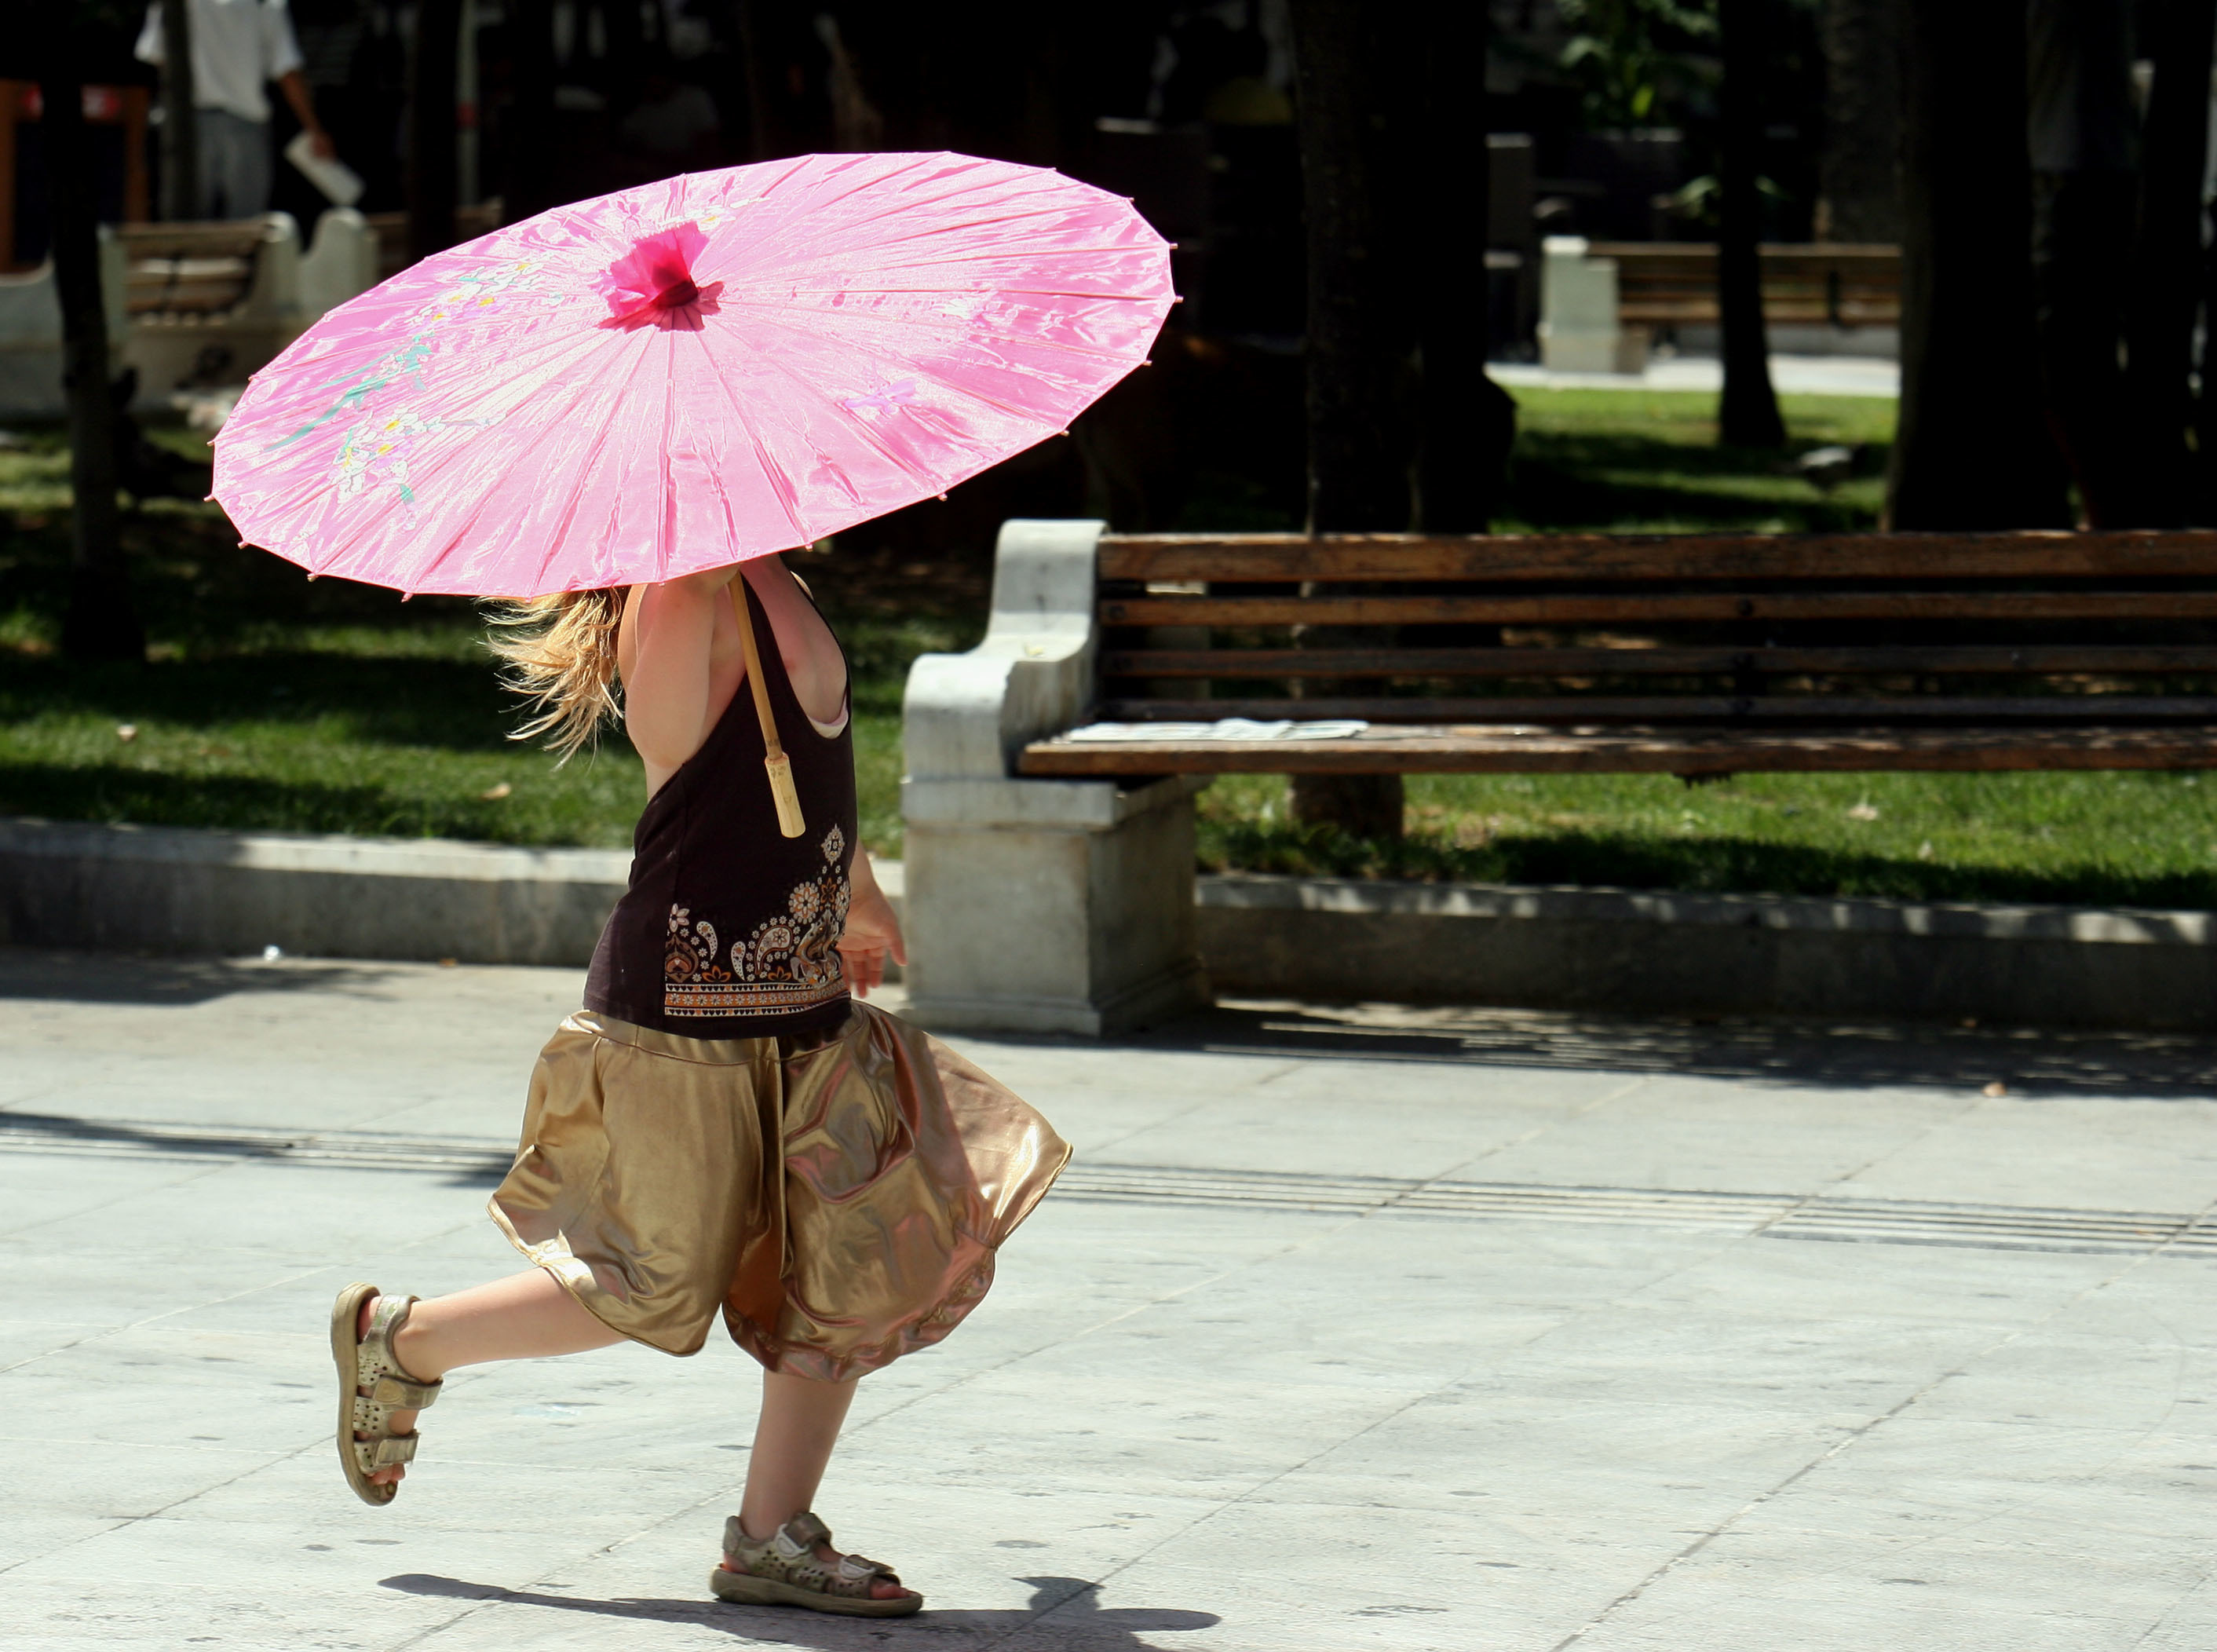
top-left (2026, 0), bottom-right (2136, 526)
top-left (35, 3), bottom-right (147, 663)
top-left (1286, 0), bottom-right (1408, 840)
top-left (1412, 0), bottom-right (1514, 530)
top-left (2120, 0), bottom-right (2217, 526)
top-left (1815, 0), bottom-right (1903, 241)
top-left (407, 0), bottom-right (461, 261)
top-left (1716, 0), bottom-right (1784, 448)
top-left (155, 0), bottom-right (198, 221)
top-left (499, 0), bottom-right (556, 225)
top-left (1885, 0), bottom-right (2069, 530)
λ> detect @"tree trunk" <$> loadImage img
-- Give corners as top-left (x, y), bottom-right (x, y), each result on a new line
top-left (44, 75), bottom-right (144, 664)
top-left (1884, 0), bottom-right (2070, 530)
top-left (2120, 0), bottom-right (2217, 527)
top-left (600, 0), bottom-right (647, 114)
top-left (501, 0), bottom-right (556, 224)
top-left (1816, 0), bottom-right (1904, 242)
top-left (734, 0), bottom-right (777, 161)
top-left (2026, 0), bottom-right (2136, 525)
top-left (1287, 0), bottom-right (1405, 841)
top-left (1718, 0), bottom-right (1784, 448)
top-left (1412, 0), bottom-right (1511, 530)
top-left (407, 0), bottom-right (461, 262)
top-left (157, 0), bottom-right (199, 221)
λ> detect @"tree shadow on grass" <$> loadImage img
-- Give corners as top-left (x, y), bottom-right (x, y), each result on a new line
top-left (1, 509), bottom-right (480, 648)
top-left (0, 761), bottom-right (528, 842)
top-left (0, 651), bottom-right (521, 755)
top-left (382, 1572), bottom-right (1221, 1650)
top-left (1507, 429), bottom-right (1889, 533)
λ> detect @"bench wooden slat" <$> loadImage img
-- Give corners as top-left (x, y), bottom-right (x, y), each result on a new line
top-left (1095, 696), bottom-right (2217, 724)
top-left (1101, 591), bottom-right (2217, 626)
top-left (1097, 531), bottom-right (2217, 584)
top-left (1017, 724), bottom-right (2217, 777)
top-left (1101, 645), bottom-right (2217, 678)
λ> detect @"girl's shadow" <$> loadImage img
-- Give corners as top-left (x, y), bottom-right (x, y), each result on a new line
top-left (382, 1571), bottom-right (1218, 1648)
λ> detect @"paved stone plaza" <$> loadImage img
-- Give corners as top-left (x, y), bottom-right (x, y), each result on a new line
top-left (5, 944), bottom-right (2217, 1650)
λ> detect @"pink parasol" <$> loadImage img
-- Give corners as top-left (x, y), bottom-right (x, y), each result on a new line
top-left (211, 152), bottom-right (1174, 598)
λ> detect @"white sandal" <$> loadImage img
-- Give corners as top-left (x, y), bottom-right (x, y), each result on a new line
top-left (329, 1282), bottom-right (442, 1507)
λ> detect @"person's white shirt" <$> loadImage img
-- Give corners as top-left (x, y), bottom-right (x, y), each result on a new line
top-left (135, 0), bottom-right (305, 126)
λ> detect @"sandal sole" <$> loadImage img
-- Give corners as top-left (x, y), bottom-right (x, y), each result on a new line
top-left (709, 1566), bottom-right (922, 1617)
top-left (330, 1281), bottom-right (396, 1508)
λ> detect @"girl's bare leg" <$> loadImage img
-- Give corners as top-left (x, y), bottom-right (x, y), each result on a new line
top-left (732, 1371), bottom-right (911, 1602)
top-left (356, 1270), bottom-right (623, 1486)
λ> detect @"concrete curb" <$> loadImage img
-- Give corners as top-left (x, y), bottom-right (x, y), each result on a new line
top-left (0, 817), bottom-right (633, 969)
top-left (1195, 872), bottom-right (2217, 1031)
top-left (5, 817), bottom-right (2215, 1029)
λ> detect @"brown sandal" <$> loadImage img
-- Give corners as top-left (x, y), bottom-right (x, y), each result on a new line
top-left (710, 1511), bottom-right (922, 1617)
top-left (329, 1282), bottom-right (442, 1508)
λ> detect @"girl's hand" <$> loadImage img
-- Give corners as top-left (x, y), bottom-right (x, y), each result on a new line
top-left (839, 854), bottom-right (906, 998)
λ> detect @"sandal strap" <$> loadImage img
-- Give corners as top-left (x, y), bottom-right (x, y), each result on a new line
top-left (365, 1373), bottom-right (441, 1409)
top-left (356, 1294), bottom-right (442, 1409)
top-left (837, 1553), bottom-right (900, 1584)
top-left (779, 1511), bottom-right (834, 1553)
top-left (352, 1433), bottom-right (418, 1471)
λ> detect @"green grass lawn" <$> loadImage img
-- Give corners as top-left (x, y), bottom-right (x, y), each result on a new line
top-left (10, 385), bottom-right (2217, 908)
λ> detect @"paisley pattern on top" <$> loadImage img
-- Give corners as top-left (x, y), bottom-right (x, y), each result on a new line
top-left (664, 827), bottom-right (851, 1018)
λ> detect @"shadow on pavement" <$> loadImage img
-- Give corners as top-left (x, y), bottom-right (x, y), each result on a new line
top-left (1131, 1000), bottom-right (2217, 1101)
top-left (381, 1572), bottom-right (1219, 1647)
top-left (0, 945), bottom-right (422, 1006)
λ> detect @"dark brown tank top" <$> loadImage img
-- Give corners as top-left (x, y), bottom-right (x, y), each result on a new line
top-left (584, 576), bottom-right (859, 1040)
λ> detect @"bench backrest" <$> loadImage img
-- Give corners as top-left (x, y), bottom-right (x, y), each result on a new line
top-left (1588, 243), bottom-right (1900, 329)
top-left (1093, 531), bottom-right (2217, 727)
top-left (115, 219), bottom-right (268, 317)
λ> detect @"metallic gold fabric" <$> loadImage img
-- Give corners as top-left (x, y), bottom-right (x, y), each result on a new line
top-left (489, 1003), bottom-right (1070, 1378)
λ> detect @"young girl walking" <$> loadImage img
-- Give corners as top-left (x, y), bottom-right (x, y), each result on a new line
top-left (329, 555), bottom-right (1069, 1618)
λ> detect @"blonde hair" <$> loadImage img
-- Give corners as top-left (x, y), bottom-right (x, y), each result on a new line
top-left (484, 587), bottom-right (626, 762)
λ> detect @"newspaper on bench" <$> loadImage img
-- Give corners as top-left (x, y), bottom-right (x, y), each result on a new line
top-left (1062, 719), bottom-right (1371, 742)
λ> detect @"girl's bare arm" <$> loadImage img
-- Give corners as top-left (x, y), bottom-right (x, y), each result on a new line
top-left (619, 555), bottom-right (848, 795)
top-left (619, 566), bottom-right (736, 791)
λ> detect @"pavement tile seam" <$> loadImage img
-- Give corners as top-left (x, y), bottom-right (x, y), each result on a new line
top-left (1540, 1245), bottom-right (2179, 1651)
top-left (0, 1156), bottom-right (239, 1246)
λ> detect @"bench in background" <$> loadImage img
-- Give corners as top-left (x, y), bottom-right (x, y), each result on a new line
top-left (900, 520), bottom-right (2217, 1034)
top-left (1540, 238), bottom-right (1899, 374)
top-left (0, 210), bottom-right (381, 418)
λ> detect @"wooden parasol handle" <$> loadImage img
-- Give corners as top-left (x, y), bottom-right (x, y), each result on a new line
top-left (731, 577), bottom-right (806, 838)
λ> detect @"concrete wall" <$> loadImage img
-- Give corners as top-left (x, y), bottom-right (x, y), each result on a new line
top-left (9, 817), bottom-right (2217, 1032)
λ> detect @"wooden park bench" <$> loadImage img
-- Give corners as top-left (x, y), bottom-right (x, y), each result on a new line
top-left (116, 219), bottom-right (274, 320)
top-left (1602, 242), bottom-right (1900, 334)
top-left (1540, 240), bottom-right (1898, 372)
top-left (898, 521), bottom-right (2217, 1036)
top-left (113, 212), bottom-right (378, 402)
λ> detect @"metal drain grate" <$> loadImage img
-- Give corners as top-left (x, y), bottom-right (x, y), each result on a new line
top-left (2, 1113), bottom-right (2211, 1259)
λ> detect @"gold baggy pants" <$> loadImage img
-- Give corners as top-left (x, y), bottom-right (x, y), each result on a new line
top-left (488, 1001), bottom-right (1070, 1380)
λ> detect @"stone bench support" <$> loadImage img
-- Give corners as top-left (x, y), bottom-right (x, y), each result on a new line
top-left (900, 518), bottom-right (1211, 1034)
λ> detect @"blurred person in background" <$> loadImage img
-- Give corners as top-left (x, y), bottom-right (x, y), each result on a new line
top-left (137, 0), bottom-right (336, 217)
